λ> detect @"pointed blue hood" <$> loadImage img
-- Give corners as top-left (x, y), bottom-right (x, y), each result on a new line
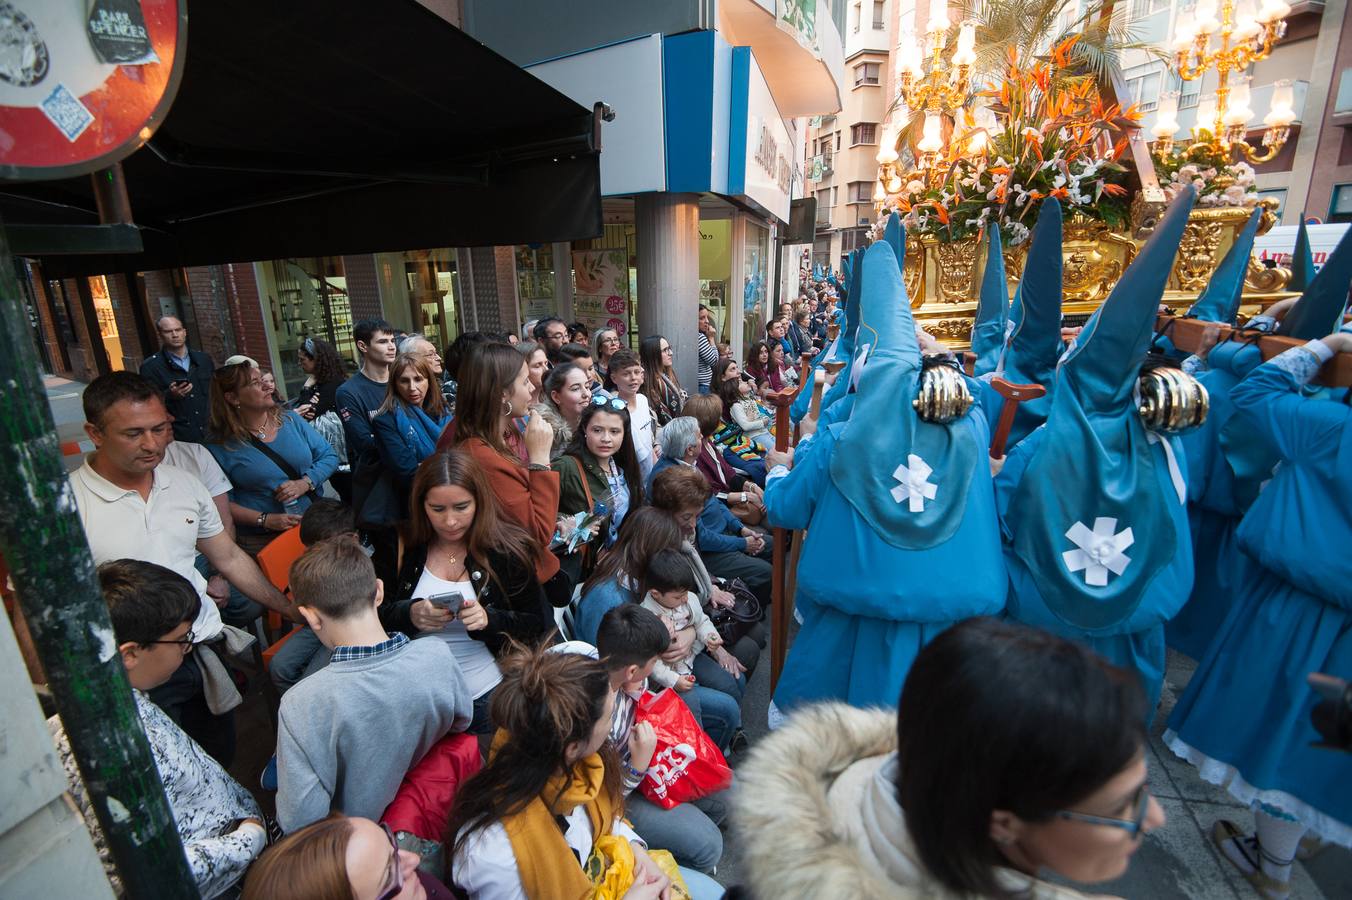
top-left (1277, 224), bottom-right (1352, 339)
top-left (792, 239), bottom-right (874, 424)
top-left (1188, 207), bottom-right (1263, 324)
top-left (1005, 187), bottom-right (1197, 631)
top-left (827, 239), bottom-right (980, 549)
top-left (814, 220), bottom-right (890, 428)
top-left (971, 224), bottom-right (1009, 377)
top-left (987, 199), bottom-right (1064, 447)
top-left (1288, 216), bottom-right (1316, 293)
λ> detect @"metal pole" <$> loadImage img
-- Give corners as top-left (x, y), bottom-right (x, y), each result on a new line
top-left (0, 219), bottom-right (199, 899)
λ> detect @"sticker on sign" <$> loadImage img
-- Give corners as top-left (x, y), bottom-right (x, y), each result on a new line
top-left (39, 83), bottom-right (93, 142)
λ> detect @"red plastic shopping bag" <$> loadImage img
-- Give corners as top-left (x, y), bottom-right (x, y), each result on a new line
top-left (634, 689), bottom-right (733, 810)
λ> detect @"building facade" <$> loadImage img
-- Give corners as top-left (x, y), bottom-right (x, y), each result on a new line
top-left (807, 0), bottom-right (893, 271)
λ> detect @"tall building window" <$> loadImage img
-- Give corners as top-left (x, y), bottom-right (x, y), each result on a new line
top-left (1330, 184), bottom-right (1352, 224)
top-left (847, 181), bottom-right (873, 202)
top-left (854, 62), bottom-right (881, 86)
top-left (1125, 70), bottom-right (1163, 112)
top-left (851, 122), bottom-right (878, 145)
top-left (872, 1), bottom-right (886, 28)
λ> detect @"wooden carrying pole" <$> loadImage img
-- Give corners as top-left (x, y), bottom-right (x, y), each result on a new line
top-left (1158, 315), bottom-right (1352, 386)
top-left (765, 379), bottom-right (801, 692)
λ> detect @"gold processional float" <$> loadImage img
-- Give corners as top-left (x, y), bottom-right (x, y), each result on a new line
top-left (859, 0), bottom-right (1300, 349)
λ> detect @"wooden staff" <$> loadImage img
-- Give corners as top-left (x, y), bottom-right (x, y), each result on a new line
top-left (765, 382), bottom-right (800, 692)
top-left (988, 377), bottom-right (1047, 460)
top-left (1157, 315), bottom-right (1352, 386)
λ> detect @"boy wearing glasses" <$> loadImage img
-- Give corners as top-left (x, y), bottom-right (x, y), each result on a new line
top-left (47, 559), bottom-right (268, 898)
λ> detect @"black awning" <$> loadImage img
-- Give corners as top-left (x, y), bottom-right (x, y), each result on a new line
top-left (5, 0), bottom-right (601, 278)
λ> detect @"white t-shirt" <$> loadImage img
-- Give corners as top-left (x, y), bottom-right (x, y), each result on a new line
top-left (70, 458), bottom-right (225, 642)
top-left (410, 568), bottom-right (502, 699)
top-left (161, 440), bottom-right (232, 497)
top-left (626, 393), bottom-right (656, 478)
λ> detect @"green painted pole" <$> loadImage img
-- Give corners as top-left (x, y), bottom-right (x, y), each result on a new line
top-left (0, 221), bottom-right (199, 899)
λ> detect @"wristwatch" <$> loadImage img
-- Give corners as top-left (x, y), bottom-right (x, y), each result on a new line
top-left (740, 492), bottom-right (748, 504)
top-left (256, 511), bottom-right (268, 528)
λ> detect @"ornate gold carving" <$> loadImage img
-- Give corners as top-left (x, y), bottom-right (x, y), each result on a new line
top-left (1176, 220), bottom-right (1227, 291)
top-left (903, 245), bottom-right (924, 306)
top-left (1244, 256), bottom-right (1291, 293)
top-left (921, 318), bottom-right (974, 342)
top-left (933, 239), bottom-right (979, 304)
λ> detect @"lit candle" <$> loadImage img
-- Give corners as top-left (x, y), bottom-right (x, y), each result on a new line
top-left (1194, 95), bottom-right (1217, 135)
top-left (1172, 15), bottom-right (1197, 52)
top-left (898, 35), bottom-right (923, 77)
top-left (918, 113), bottom-right (944, 153)
top-left (1257, 0), bottom-right (1291, 23)
top-left (873, 181), bottom-right (888, 202)
top-left (1223, 76), bottom-right (1253, 127)
top-left (952, 22), bottom-right (977, 66)
top-left (968, 128), bottom-right (988, 155)
top-left (927, 0), bottom-right (949, 34)
top-left (1232, 0), bottom-right (1262, 40)
top-left (1152, 92), bottom-right (1181, 139)
top-left (1194, 0), bottom-right (1220, 33)
top-left (876, 131), bottom-right (900, 164)
top-left (886, 173), bottom-right (904, 193)
top-left (1264, 79), bottom-right (1297, 127)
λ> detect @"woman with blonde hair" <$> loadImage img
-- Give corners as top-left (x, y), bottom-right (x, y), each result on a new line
top-left (206, 360), bottom-right (339, 554)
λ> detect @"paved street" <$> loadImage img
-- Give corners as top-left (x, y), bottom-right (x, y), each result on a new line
top-left (40, 375), bottom-right (1351, 898)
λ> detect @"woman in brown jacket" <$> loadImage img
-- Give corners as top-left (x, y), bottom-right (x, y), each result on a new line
top-left (451, 341), bottom-right (570, 605)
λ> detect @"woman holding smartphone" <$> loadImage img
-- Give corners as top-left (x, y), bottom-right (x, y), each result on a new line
top-left (387, 450), bottom-right (551, 735)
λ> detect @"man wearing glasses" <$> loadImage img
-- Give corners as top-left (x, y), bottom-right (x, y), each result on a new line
top-left (140, 316), bottom-right (215, 443)
top-left (47, 559), bottom-right (268, 898)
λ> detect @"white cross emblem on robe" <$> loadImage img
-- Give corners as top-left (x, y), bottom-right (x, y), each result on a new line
top-left (1062, 517), bottom-right (1134, 587)
top-left (890, 454), bottom-right (937, 512)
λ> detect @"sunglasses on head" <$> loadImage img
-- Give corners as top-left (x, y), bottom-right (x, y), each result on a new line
top-left (590, 395), bottom-right (627, 412)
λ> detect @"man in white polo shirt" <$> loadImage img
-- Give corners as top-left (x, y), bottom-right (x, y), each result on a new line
top-left (71, 372), bottom-right (293, 764)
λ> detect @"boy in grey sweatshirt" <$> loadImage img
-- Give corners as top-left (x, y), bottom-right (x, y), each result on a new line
top-left (276, 536), bottom-right (472, 832)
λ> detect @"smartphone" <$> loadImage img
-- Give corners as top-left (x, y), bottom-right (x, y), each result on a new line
top-left (172, 379), bottom-right (190, 387)
top-left (426, 591), bottom-right (464, 617)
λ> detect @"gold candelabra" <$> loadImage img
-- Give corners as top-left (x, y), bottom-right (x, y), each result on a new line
top-left (875, 2), bottom-right (980, 204)
top-left (1152, 0), bottom-right (1295, 164)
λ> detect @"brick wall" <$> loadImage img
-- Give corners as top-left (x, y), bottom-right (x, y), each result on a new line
top-left (342, 254), bottom-right (383, 322)
top-left (181, 263), bottom-right (268, 366)
top-left (222, 263), bottom-right (269, 364)
top-left (493, 246), bottom-right (519, 334)
top-left (468, 247), bottom-right (501, 332)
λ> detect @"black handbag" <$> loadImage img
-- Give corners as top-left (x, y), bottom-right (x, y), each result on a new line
top-left (706, 578), bottom-right (762, 646)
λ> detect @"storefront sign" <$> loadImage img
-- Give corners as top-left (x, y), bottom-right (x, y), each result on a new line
top-left (0, 0), bottom-right (185, 180)
top-left (728, 47), bottom-right (796, 225)
top-left (572, 249), bottom-right (630, 337)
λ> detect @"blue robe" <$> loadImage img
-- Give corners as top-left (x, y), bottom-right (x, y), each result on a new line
top-left (995, 425), bottom-right (1193, 716)
top-left (1165, 353), bottom-right (1352, 845)
top-left (765, 411), bottom-right (1007, 713)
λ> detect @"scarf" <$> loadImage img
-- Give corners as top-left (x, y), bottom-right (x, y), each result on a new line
top-left (394, 402), bottom-right (447, 460)
top-left (494, 732), bottom-right (617, 900)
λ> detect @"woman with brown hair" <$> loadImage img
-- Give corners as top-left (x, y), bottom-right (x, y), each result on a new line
top-left (371, 354), bottom-right (453, 495)
top-left (242, 813), bottom-right (453, 900)
top-left (387, 450), bottom-right (549, 734)
top-left (206, 360), bottom-right (340, 555)
top-left (447, 646), bottom-right (680, 900)
top-left (572, 506), bottom-right (684, 646)
top-left (639, 335), bottom-right (686, 426)
top-left (448, 342), bottom-right (566, 604)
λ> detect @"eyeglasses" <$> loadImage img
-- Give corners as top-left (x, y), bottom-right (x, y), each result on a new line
top-left (376, 823), bottom-right (404, 900)
top-left (144, 628), bottom-right (195, 648)
top-left (590, 395), bottom-right (627, 412)
top-left (1056, 783), bottom-right (1152, 837)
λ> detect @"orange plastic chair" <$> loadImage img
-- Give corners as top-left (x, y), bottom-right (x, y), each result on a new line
top-left (254, 525), bottom-right (306, 668)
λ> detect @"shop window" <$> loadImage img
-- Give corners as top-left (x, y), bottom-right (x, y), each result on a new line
top-left (516, 244), bottom-right (556, 325)
top-left (404, 250), bottom-right (461, 354)
top-left (264, 257), bottom-right (354, 396)
top-left (743, 222), bottom-right (770, 356)
top-left (1330, 184), bottom-right (1352, 224)
top-left (854, 62), bottom-right (881, 86)
top-left (851, 123), bottom-right (878, 145)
